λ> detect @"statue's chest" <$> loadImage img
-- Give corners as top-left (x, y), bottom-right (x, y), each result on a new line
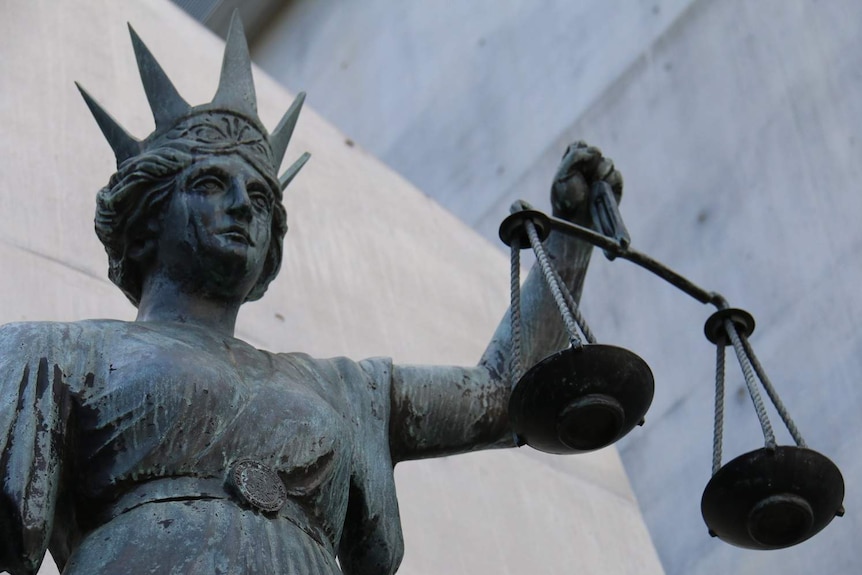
top-left (78, 334), bottom-right (350, 493)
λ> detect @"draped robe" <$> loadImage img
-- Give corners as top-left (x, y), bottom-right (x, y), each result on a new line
top-left (0, 320), bottom-right (403, 575)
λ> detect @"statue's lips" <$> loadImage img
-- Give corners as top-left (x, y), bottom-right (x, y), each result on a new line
top-left (218, 227), bottom-right (254, 246)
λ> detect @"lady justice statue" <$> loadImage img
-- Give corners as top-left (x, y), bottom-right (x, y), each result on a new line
top-left (0, 15), bottom-right (624, 575)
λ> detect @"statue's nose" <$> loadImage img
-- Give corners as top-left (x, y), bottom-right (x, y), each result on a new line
top-left (226, 178), bottom-right (253, 222)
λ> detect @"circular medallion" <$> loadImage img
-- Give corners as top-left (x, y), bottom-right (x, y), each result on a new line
top-left (228, 459), bottom-right (287, 513)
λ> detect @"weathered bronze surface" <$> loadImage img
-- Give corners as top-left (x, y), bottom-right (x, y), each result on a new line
top-left (0, 14), bottom-right (626, 575)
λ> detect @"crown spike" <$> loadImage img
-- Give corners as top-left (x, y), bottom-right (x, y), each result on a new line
top-left (279, 152), bottom-right (311, 191)
top-left (128, 25), bottom-right (191, 130)
top-left (270, 92), bottom-right (306, 169)
top-left (76, 83), bottom-right (141, 166)
top-left (212, 11), bottom-right (257, 116)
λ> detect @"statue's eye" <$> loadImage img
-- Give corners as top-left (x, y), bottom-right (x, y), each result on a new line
top-left (191, 174), bottom-right (226, 195)
top-left (247, 183), bottom-right (272, 212)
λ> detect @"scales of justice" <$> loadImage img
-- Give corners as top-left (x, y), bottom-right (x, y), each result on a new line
top-left (0, 13), bottom-right (844, 575)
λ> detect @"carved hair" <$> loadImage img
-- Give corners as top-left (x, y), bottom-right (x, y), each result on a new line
top-left (95, 145), bottom-right (288, 306)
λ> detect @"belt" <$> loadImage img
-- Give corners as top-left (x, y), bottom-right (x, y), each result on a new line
top-left (101, 463), bottom-right (333, 554)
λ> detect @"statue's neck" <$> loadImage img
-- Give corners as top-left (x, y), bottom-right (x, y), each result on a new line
top-left (136, 272), bottom-right (242, 337)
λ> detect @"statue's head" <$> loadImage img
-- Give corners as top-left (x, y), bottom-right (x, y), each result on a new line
top-left (78, 15), bottom-right (308, 306)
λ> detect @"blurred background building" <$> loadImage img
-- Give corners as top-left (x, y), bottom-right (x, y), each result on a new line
top-left (171, 1), bottom-right (862, 574)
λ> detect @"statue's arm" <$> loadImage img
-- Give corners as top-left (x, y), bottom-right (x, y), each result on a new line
top-left (0, 322), bottom-right (74, 575)
top-left (389, 143), bottom-right (622, 463)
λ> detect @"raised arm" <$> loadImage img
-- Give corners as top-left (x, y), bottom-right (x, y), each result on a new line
top-left (389, 142), bottom-right (623, 463)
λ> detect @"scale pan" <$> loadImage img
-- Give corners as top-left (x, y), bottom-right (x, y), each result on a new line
top-left (702, 446), bottom-right (844, 549)
top-left (508, 344), bottom-right (654, 454)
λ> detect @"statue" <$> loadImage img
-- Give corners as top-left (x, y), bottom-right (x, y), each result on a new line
top-left (0, 15), bottom-right (623, 575)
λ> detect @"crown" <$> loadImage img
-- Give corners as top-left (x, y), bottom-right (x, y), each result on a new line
top-left (76, 12), bottom-right (309, 191)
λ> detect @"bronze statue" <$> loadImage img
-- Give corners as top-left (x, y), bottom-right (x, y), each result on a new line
top-left (0, 16), bottom-right (623, 575)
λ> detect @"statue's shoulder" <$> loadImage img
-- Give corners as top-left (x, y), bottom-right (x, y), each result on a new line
top-left (271, 351), bottom-right (355, 381)
top-left (274, 351), bottom-right (392, 384)
top-left (0, 318), bottom-right (130, 350)
top-left (271, 352), bottom-right (393, 410)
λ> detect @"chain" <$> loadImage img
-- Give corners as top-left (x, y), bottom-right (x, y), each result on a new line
top-left (725, 320), bottom-right (776, 448)
top-left (740, 335), bottom-right (807, 447)
top-left (549, 265), bottom-right (597, 344)
top-left (509, 240), bottom-right (523, 386)
top-left (712, 344), bottom-right (726, 475)
top-left (524, 220), bottom-right (583, 347)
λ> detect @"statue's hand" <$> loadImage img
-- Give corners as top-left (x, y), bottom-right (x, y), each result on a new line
top-left (550, 141), bottom-right (623, 223)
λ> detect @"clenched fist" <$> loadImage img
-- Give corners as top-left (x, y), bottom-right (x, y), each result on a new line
top-left (550, 141), bottom-right (623, 225)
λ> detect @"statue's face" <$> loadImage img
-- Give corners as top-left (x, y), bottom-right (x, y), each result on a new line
top-left (153, 153), bottom-right (276, 300)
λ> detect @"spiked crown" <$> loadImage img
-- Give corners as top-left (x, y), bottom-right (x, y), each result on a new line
top-left (76, 12), bottom-right (309, 191)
